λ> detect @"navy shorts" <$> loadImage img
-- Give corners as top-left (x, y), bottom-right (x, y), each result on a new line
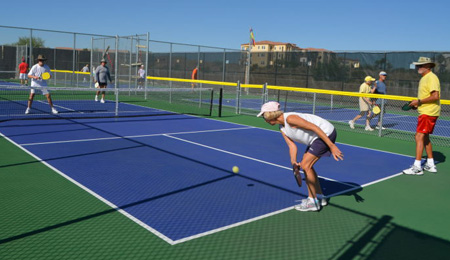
top-left (305, 129), bottom-right (337, 158)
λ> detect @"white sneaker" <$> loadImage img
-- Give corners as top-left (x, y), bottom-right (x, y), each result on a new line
top-left (51, 108), bottom-right (58, 114)
top-left (403, 165), bottom-right (423, 175)
top-left (294, 198), bottom-right (321, 212)
top-left (365, 125), bottom-right (374, 131)
top-left (375, 125), bottom-right (386, 130)
top-left (349, 120), bottom-right (355, 129)
top-left (95, 95), bottom-right (98, 102)
top-left (423, 163), bottom-right (437, 173)
top-left (100, 99), bottom-right (105, 103)
top-left (297, 197), bottom-right (328, 207)
top-left (25, 108), bottom-right (30, 114)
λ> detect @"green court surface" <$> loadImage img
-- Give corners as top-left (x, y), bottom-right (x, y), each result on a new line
top-left (1, 111), bottom-right (449, 259)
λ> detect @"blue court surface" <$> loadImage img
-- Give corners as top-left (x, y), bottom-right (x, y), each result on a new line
top-left (0, 110), bottom-right (414, 244)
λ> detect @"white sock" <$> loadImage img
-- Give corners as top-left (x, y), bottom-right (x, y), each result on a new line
top-left (308, 197), bottom-right (318, 202)
top-left (427, 158), bottom-right (435, 166)
top-left (414, 160), bottom-right (421, 167)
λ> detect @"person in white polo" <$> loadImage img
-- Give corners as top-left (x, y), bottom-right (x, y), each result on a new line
top-left (257, 101), bottom-right (344, 212)
top-left (26, 54), bottom-right (58, 115)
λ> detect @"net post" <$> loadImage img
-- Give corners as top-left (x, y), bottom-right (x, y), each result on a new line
top-left (218, 88), bottom-right (223, 117)
top-left (236, 81), bottom-right (241, 114)
top-left (209, 89), bottom-right (214, 117)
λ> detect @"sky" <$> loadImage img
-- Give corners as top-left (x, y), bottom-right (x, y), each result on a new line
top-left (1, 0), bottom-right (450, 52)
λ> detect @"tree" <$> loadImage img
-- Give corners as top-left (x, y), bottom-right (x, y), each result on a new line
top-left (13, 37), bottom-right (45, 48)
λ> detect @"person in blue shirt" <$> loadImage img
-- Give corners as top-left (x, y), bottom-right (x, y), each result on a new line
top-left (371, 71), bottom-right (388, 129)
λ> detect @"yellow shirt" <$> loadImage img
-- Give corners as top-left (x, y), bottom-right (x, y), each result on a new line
top-left (417, 71), bottom-right (440, 116)
top-left (358, 82), bottom-right (372, 111)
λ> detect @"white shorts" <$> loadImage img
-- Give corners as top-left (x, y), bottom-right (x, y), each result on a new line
top-left (19, 73), bottom-right (27, 80)
top-left (30, 87), bottom-right (49, 95)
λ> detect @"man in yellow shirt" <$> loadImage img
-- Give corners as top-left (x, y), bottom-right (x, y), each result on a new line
top-left (349, 76), bottom-right (376, 131)
top-left (403, 57), bottom-right (441, 175)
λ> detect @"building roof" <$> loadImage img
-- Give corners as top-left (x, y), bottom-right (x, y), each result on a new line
top-left (241, 41), bottom-right (331, 52)
top-left (302, 47), bottom-right (332, 52)
top-left (241, 41), bottom-right (298, 46)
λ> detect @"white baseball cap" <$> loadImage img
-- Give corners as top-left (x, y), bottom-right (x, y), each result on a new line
top-left (257, 101), bottom-right (281, 117)
top-left (379, 71), bottom-right (387, 76)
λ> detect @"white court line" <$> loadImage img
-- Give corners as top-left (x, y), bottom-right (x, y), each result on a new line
top-left (20, 126), bottom-right (254, 146)
top-left (37, 100), bottom-right (77, 112)
top-left (172, 206), bottom-right (294, 245)
top-left (0, 131), bottom-right (178, 245)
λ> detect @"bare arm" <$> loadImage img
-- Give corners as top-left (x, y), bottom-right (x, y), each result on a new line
top-left (410, 91), bottom-right (440, 107)
top-left (281, 130), bottom-right (299, 166)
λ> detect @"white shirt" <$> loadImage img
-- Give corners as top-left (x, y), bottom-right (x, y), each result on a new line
top-left (138, 68), bottom-right (145, 78)
top-left (280, 112), bottom-right (335, 146)
top-left (28, 64), bottom-right (51, 87)
top-left (82, 66), bottom-right (90, 72)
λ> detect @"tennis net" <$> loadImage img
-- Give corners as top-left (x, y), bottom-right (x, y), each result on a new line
top-left (0, 85), bottom-right (215, 122)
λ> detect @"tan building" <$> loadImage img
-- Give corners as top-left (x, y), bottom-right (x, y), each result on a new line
top-left (241, 41), bottom-right (331, 67)
top-left (241, 41), bottom-right (302, 67)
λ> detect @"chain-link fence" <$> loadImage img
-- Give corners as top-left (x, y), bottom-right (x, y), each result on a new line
top-left (2, 25), bottom-right (449, 99)
top-left (225, 84), bottom-right (450, 147)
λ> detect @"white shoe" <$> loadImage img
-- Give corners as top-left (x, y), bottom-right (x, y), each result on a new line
top-left (95, 95), bottom-right (98, 102)
top-left (297, 197), bottom-right (328, 207)
top-left (403, 165), bottom-right (423, 175)
top-left (100, 99), bottom-right (105, 103)
top-left (348, 120), bottom-right (355, 129)
top-left (375, 125), bottom-right (386, 130)
top-left (52, 108), bottom-right (58, 114)
top-left (25, 108), bottom-right (30, 114)
top-left (423, 163), bottom-right (437, 173)
top-left (365, 125), bottom-right (374, 131)
top-left (294, 198), bottom-right (320, 212)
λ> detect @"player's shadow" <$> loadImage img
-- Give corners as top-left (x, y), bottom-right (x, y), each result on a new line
top-left (423, 151), bottom-right (446, 164)
top-left (319, 179), bottom-right (365, 203)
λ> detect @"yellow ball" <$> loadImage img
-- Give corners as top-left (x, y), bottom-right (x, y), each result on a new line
top-left (232, 166), bottom-right (239, 174)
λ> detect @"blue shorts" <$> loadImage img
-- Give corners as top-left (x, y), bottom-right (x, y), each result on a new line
top-left (305, 129), bottom-right (337, 158)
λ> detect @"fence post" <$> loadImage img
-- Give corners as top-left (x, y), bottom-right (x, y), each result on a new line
top-left (115, 35), bottom-right (119, 89)
top-left (313, 92), bottom-right (316, 115)
top-left (90, 37), bottom-right (93, 88)
top-left (72, 33), bottom-right (76, 87)
top-left (145, 32), bottom-right (149, 100)
top-left (378, 99), bottom-right (385, 137)
top-left (236, 80), bottom-right (241, 114)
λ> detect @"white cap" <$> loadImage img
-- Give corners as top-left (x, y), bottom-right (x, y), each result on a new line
top-left (257, 101), bottom-right (281, 117)
top-left (379, 71), bottom-right (387, 76)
